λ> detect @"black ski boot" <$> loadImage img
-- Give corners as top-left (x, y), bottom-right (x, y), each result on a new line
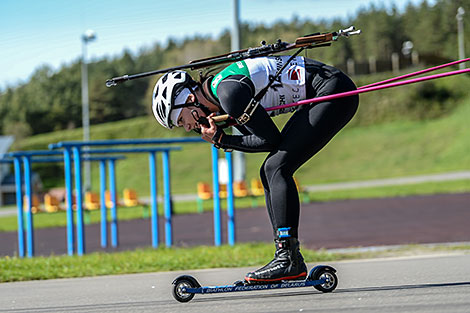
top-left (245, 228), bottom-right (307, 284)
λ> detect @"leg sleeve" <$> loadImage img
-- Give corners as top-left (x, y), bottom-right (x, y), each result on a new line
top-left (261, 73), bottom-right (359, 238)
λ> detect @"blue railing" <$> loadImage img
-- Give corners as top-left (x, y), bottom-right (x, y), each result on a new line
top-left (4, 152), bottom-right (125, 258)
top-left (5, 137), bottom-right (236, 257)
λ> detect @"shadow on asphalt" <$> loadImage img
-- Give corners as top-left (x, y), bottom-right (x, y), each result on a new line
top-left (335, 281), bottom-right (470, 294)
top-left (3, 300), bottom-right (174, 313)
top-left (192, 281), bottom-right (470, 303)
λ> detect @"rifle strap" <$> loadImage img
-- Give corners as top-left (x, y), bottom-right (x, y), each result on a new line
top-left (236, 47), bottom-right (305, 125)
top-left (200, 76), bottom-right (221, 106)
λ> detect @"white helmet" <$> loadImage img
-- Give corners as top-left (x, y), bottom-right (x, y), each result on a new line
top-left (152, 70), bottom-right (195, 129)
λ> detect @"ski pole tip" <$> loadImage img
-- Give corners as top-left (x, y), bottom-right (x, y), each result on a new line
top-left (105, 75), bottom-right (129, 87)
top-left (106, 79), bottom-right (117, 88)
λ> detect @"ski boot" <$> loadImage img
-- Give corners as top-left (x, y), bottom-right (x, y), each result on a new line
top-left (245, 227), bottom-right (307, 284)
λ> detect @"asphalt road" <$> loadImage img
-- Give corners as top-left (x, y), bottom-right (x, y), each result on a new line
top-left (1, 253), bottom-right (469, 313)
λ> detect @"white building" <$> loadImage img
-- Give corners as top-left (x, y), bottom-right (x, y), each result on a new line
top-left (0, 136), bottom-right (15, 206)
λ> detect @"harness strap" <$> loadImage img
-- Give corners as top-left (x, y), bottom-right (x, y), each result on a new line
top-left (235, 48), bottom-right (305, 125)
top-left (201, 76), bottom-right (221, 106)
top-left (236, 98), bottom-right (260, 125)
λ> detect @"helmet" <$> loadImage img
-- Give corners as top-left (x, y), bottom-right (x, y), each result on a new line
top-left (152, 70), bottom-right (195, 129)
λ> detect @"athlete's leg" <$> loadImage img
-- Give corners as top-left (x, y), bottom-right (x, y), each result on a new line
top-left (246, 73), bottom-right (358, 284)
top-left (259, 154), bottom-right (276, 235)
top-left (263, 73), bottom-right (359, 236)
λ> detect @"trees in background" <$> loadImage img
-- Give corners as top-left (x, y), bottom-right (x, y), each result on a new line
top-left (0, 0), bottom-right (468, 137)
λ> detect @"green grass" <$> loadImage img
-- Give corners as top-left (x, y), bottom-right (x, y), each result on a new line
top-left (1, 242), bottom-right (469, 283)
top-left (1, 178), bottom-right (468, 232)
top-left (307, 179), bottom-right (470, 202)
top-left (3, 72), bottom-right (469, 232)
top-left (2, 72), bottom-right (469, 283)
top-left (10, 76), bottom-right (470, 197)
top-left (0, 243), bottom-right (333, 282)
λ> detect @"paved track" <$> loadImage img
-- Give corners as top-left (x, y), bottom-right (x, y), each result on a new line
top-left (1, 253), bottom-right (469, 312)
top-left (1, 193), bottom-right (469, 256)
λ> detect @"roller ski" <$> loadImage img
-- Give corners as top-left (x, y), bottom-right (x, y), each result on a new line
top-left (172, 228), bottom-right (337, 302)
top-left (172, 264), bottom-right (337, 303)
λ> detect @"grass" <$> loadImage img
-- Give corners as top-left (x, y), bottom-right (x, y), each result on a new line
top-left (1, 242), bottom-right (469, 283)
top-left (0, 243), bottom-right (334, 282)
top-left (306, 179), bottom-right (470, 202)
top-left (1, 178), bottom-right (469, 233)
top-left (9, 75), bottom-right (470, 197)
top-left (2, 71), bottom-right (470, 283)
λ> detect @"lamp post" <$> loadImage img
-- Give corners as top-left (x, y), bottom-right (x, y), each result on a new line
top-left (231, 0), bottom-right (246, 183)
top-left (456, 7), bottom-right (465, 69)
top-left (81, 29), bottom-right (96, 192)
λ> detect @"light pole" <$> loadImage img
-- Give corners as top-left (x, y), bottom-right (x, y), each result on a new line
top-left (456, 7), bottom-right (465, 69)
top-left (81, 29), bottom-right (96, 192)
top-left (231, 0), bottom-right (246, 183)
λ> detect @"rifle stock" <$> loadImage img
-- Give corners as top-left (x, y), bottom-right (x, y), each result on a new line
top-left (295, 33), bottom-right (334, 45)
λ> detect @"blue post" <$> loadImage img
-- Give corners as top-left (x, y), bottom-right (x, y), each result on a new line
top-left (162, 150), bottom-right (172, 247)
top-left (99, 160), bottom-right (107, 248)
top-left (108, 159), bottom-right (118, 247)
top-left (225, 151), bottom-right (235, 246)
top-left (72, 146), bottom-right (85, 255)
top-left (13, 157), bottom-right (25, 258)
top-left (23, 156), bottom-right (34, 257)
top-left (211, 146), bottom-right (222, 246)
top-left (149, 152), bottom-right (159, 248)
top-left (63, 148), bottom-right (75, 255)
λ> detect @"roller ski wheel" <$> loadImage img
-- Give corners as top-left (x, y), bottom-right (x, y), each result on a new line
top-left (172, 275), bottom-right (200, 303)
top-left (308, 265), bottom-right (338, 293)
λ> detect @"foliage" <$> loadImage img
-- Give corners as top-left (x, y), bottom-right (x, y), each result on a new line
top-left (1, 0), bottom-right (469, 136)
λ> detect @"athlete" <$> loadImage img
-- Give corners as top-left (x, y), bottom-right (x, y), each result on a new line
top-left (152, 55), bottom-right (359, 284)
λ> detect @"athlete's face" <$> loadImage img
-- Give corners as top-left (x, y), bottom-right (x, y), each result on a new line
top-left (176, 106), bottom-right (206, 132)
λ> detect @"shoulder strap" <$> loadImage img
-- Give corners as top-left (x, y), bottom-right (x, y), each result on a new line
top-left (200, 76), bottom-right (220, 106)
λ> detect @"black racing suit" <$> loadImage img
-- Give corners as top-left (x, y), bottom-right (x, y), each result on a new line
top-left (212, 58), bottom-right (359, 239)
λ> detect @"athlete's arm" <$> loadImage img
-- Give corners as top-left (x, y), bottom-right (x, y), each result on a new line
top-left (216, 75), bottom-right (281, 152)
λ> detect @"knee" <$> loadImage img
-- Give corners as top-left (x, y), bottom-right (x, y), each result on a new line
top-left (259, 161), bottom-right (268, 186)
top-left (262, 156), bottom-right (286, 182)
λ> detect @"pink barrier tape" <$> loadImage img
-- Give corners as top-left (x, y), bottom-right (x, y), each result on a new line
top-left (359, 58), bottom-right (470, 89)
top-left (266, 68), bottom-right (470, 112)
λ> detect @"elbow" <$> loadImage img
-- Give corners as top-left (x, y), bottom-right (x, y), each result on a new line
top-left (265, 135), bottom-right (282, 150)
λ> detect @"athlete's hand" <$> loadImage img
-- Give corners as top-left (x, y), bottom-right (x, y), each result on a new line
top-left (201, 113), bottom-right (218, 144)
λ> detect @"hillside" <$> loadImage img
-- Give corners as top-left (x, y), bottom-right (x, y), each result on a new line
top-left (11, 71), bottom-right (470, 196)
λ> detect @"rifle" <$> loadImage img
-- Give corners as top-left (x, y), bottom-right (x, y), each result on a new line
top-left (105, 26), bottom-right (361, 87)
